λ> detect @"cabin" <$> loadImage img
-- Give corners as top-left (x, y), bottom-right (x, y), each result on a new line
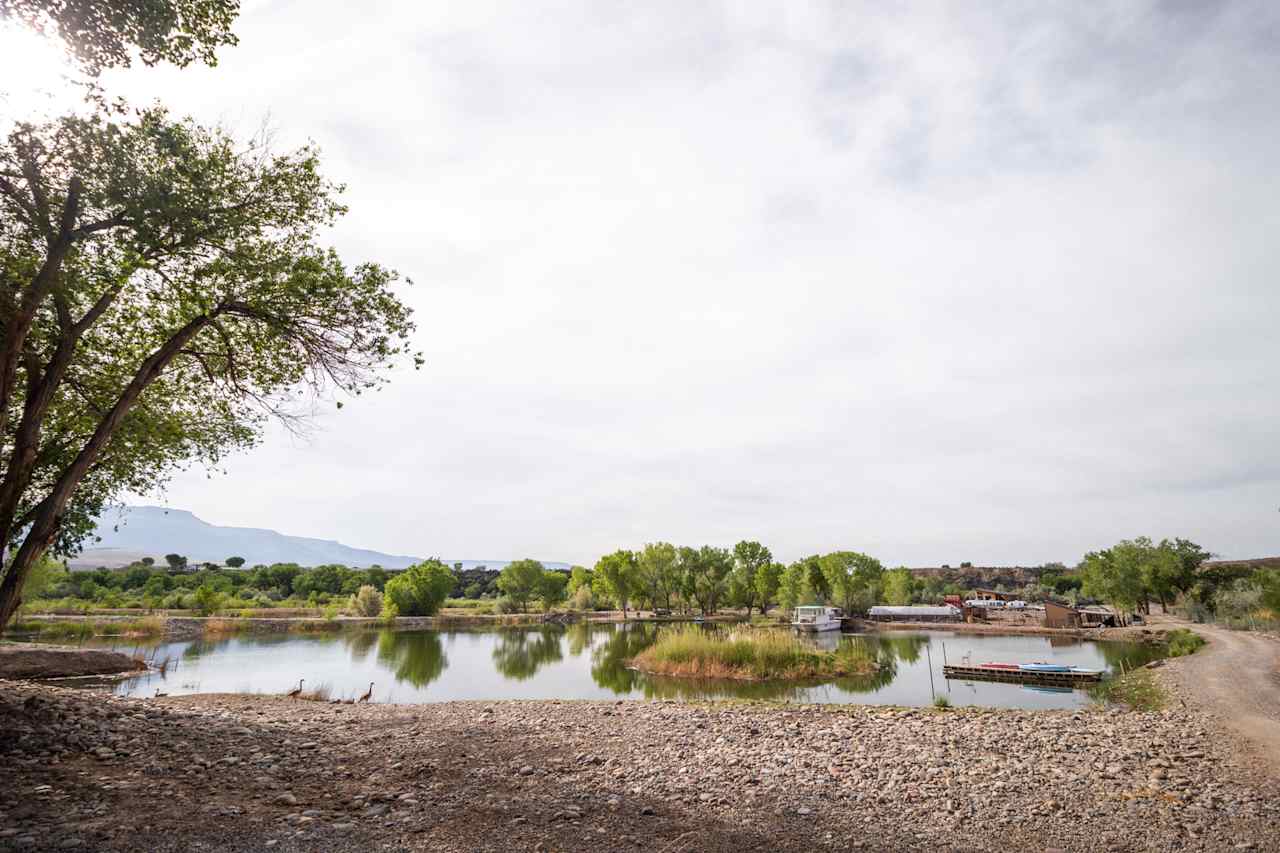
top-left (1044, 601), bottom-right (1119, 629)
top-left (972, 588), bottom-right (1017, 602)
top-left (1043, 601), bottom-right (1081, 628)
top-left (867, 605), bottom-right (962, 623)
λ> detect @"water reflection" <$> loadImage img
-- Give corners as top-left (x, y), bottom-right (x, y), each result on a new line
top-left (377, 630), bottom-right (447, 688)
top-left (85, 623), bottom-right (1169, 710)
top-left (491, 627), bottom-right (564, 680)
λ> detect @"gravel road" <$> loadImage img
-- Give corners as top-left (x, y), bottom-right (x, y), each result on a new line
top-left (2, 668), bottom-right (1278, 853)
top-left (1160, 621), bottom-right (1280, 778)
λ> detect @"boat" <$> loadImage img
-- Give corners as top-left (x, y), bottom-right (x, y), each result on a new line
top-left (1018, 662), bottom-right (1072, 673)
top-left (978, 663), bottom-right (1020, 670)
top-left (1068, 666), bottom-right (1102, 676)
top-left (791, 605), bottom-right (843, 633)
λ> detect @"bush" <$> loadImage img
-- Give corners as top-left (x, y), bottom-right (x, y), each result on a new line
top-left (192, 584), bottom-right (225, 616)
top-left (932, 695), bottom-right (951, 709)
top-left (1165, 628), bottom-right (1206, 657)
top-left (383, 560), bottom-right (454, 617)
top-left (350, 585), bottom-right (383, 617)
top-left (569, 585), bottom-right (594, 612)
top-left (493, 595), bottom-right (519, 614)
top-left (631, 626), bottom-right (879, 680)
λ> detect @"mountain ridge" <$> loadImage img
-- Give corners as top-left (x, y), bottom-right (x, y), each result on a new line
top-left (73, 506), bottom-right (569, 571)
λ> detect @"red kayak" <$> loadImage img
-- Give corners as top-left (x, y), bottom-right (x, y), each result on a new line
top-left (978, 663), bottom-right (1020, 670)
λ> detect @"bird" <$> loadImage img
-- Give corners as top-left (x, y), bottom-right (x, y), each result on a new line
top-left (154, 688), bottom-right (168, 698)
top-left (357, 682), bottom-right (374, 703)
top-left (286, 679), bottom-right (305, 699)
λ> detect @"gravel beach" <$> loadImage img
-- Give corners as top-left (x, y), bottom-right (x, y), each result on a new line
top-left (1, 673), bottom-right (1277, 852)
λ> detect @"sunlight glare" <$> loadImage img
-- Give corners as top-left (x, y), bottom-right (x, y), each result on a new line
top-left (0, 22), bottom-right (83, 127)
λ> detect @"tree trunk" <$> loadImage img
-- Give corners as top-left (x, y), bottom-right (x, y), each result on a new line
top-left (0, 311), bottom-right (215, 631)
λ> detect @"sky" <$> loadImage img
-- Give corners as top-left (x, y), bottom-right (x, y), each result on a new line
top-left (3, 1), bottom-right (1279, 566)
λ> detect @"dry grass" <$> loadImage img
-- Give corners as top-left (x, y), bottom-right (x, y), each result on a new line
top-left (201, 618), bottom-right (244, 637)
top-left (8, 616), bottom-right (167, 640)
top-left (630, 626), bottom-right (879, 681)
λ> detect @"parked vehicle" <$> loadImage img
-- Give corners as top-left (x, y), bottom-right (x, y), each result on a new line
top-left (1006, 600), bottom-right (1027, 610)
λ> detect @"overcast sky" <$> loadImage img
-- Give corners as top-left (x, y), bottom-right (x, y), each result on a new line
top-left (8, 1), bottom-right (1280, 566)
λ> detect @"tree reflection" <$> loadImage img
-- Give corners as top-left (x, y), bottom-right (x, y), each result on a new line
top-left (491, 627), bottom-right (564, 681)
top-left (344, 629), bottom-right (379, 661)
top-left (871, 633), bottom-right (928, 665)
top-left (589, 623), bottom-right (660, 693)
top-left (564, 621), bottom-right (597, 657)
top-left (376, 630), bottom-right (448, 688)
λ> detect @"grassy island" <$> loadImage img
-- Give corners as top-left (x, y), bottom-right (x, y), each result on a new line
top-left (629, 626), bottom-right (879, 681)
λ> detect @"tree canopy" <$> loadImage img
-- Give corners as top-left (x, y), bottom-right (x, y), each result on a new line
top-left (496, 558), bottom-right (545, 613)
top-left (0, 108), bottom-right (416, 627)
top-left (383, 560), bottom-right (453, 617)
top-left (0, 0), bottom-right (240, 75)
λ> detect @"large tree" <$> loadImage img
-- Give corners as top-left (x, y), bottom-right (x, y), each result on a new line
top-left (820, 550), bottom-right (883, 615)
top-left (496, 558), bottom-right (545, 613)
top-left (728, 539), bottom-right (771, 617)
top-left (0, 109), bottom-right (416, 628)
top-left (681, 545), bottom-right (733, 616)
top-left (635, 541), bottom-right (678, 610)
top-left (0, 0), bottom-right (240, 76)
top-left (594, 549), bottom-right (638, 618)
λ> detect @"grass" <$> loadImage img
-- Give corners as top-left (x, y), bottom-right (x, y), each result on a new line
top-left (630, 625), bottom-right (880, 681)
top-left (442, 598), bottom-right (496, 613)
top-left (932, 695), bottom-right (952, 709)
top-left (1164, 628), bottom-right (1207, 657)
top-left (8, 616), bottom-right (167, 640)
top-left (1089, 668), bottom-right (1168, 711)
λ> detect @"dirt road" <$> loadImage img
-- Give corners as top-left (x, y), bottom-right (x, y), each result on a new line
top-left (1159, 619), bottom-right (1280, 778)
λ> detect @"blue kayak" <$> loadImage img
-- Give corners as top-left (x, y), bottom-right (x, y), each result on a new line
top-left (1018, 662), bottom-right (1072, 672)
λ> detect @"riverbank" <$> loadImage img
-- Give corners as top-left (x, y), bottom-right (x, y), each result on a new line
top-left (0, 644), bottom-right (144, 680)
top-left (1, 670), bottom-right (1276, 853)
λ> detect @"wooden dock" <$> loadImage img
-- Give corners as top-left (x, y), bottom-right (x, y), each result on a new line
top-left (942, 664), bottom-right (1103, 687)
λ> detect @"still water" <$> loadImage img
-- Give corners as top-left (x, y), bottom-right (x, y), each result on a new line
top-left (87, 623), bottom-right (1165, 710)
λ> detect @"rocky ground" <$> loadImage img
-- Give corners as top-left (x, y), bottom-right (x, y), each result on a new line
top-left (1, 678), bottom-right (1277, 852)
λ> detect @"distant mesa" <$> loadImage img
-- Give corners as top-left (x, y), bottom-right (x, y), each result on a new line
top-left (72, 506), bottom-right (569, 571)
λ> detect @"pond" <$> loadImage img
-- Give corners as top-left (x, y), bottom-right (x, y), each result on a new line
top-left (68, 623), bottom-right (1167, 710)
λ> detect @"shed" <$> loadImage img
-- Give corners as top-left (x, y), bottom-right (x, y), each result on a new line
top-left (867, 605), bottom-right (962, 623)
top-left (1043, 601), bottom-right (1081, 629)
top-left (973, 588), bottom-right (1017, 602)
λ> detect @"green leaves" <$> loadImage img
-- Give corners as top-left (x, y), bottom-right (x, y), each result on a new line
top-left (496, 559), bottom-right (546, 613)
top-left (383, 561), bottom-right (454, 617)
top-left (0, 107), bottom-right (416, 627)
top-left (0, 0), bottom-right (241, 75)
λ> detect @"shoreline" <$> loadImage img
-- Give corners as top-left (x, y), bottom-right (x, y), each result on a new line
top-left (1, 670), bottom-right (1276, 852)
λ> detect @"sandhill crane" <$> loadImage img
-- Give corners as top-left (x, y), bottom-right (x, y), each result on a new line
top-left (357, 682), bottom-right (374, 703)
top-left (286, 679), bottom-right (305, 699)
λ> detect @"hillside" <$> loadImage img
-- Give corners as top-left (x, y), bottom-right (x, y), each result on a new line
top-left (72, 506), bottom-right (571, 571)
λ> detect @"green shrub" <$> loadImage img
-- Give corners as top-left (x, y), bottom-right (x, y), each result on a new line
top-left (932, 695), bottom-right (951, 709)
top-left (350, 584), bottom-right (383, 617)
top-left (1165, 628), bottom-right (1206, 657)
top-left (383, 560), bottom-right (454, 617)
top-left (192, 584), bottom-right (225, 616)
top-left (493, 595), bottom-right (518, 614)
top-left (632, 626), bottom-right (878, 680)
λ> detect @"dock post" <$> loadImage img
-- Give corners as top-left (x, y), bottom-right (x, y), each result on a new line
top-left (926, 641), bottom-right (936, 701)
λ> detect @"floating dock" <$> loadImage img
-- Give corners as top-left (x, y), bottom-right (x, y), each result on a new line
top-left (942, 664), bottom-right (1103, 687)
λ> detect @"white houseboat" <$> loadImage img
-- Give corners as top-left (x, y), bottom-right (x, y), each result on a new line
top-left (791, 605), bottom-right (843, 632)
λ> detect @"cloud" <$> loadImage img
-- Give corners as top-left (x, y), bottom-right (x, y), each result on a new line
top-left (32, 0), bottom-right (1272, 564)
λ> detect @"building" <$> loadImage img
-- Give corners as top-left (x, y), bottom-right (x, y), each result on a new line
top-left (972, 588), bottom-right (1017, 602)
top-left (1044, 601), bottom-right (1118, 629)
top-left (1043, 601), bottom-right (1081, 628)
